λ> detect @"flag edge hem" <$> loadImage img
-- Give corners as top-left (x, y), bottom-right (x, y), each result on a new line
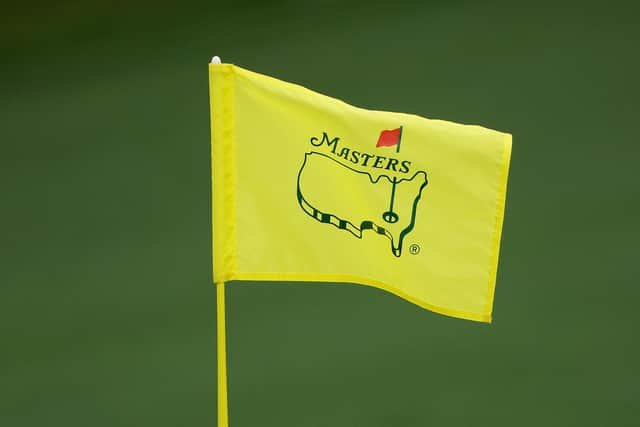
top-left (215, 273), bottom-right (492, 323)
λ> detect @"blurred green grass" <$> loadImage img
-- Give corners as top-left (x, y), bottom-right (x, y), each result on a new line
top-left (1, 1), bottom-right (639, 426)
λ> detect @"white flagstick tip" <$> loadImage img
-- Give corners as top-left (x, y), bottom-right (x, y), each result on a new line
top-left (211, 56), bottom-right (222, 64)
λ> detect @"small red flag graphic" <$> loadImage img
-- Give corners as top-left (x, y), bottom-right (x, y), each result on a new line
top-left (376, 127), bottom-right (402, 148)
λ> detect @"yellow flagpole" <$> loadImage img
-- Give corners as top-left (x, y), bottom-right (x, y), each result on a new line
top-left (216, 282), bottom-right (229, 427)
top-left (211, 54), bottom-right (228, 427)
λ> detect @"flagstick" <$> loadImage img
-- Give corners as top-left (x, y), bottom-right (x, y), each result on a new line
top-left (217, 282), bottom-right (229, 427)
top-left (383, 126), bottom-right (403, 224)
top-left (211, 54), bottom-right (228, 427)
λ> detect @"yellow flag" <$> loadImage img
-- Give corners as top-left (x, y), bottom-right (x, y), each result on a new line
top-left (210, 63), bottom-right (511, 323)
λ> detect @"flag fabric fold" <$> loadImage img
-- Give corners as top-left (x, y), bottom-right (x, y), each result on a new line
top-left (209, 63), bottom-right (511, 322)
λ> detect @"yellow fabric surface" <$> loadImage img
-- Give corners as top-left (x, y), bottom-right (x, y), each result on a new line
top-left (209, 64), bottom-right (511, 323)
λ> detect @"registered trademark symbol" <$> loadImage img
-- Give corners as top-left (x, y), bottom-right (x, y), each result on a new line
top-left (409, 243), bottom-right (420, 255)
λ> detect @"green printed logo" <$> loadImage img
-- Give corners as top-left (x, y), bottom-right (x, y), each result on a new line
top-left (297, 127), bottom-right (429, 257)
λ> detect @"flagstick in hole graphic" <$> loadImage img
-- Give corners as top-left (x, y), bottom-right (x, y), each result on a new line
top-left (377, 126), bottom-right (403, 224)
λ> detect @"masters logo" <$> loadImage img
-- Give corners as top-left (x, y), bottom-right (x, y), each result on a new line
top-left (296, 127), bottom-right (429, 257)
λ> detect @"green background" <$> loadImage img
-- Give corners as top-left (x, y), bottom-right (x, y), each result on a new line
top-left (2, 1), bottom-right (639, 425)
